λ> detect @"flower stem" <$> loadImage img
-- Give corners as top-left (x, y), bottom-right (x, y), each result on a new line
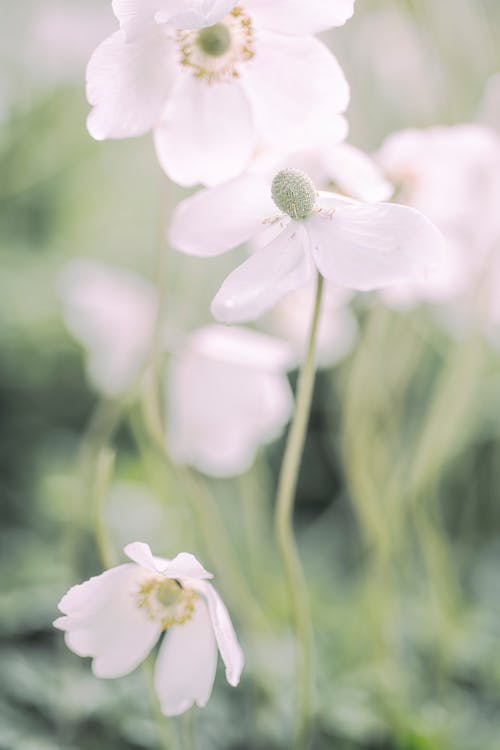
top-left (274, 272), bottom-right (324, 749)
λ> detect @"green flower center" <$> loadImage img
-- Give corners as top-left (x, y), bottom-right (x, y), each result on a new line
top-left (197, 23), bottom-right (231, 57)
top-left (136, 577), bottom-right (196, 630)
top-left (271, 169), bottom-right (317, 220)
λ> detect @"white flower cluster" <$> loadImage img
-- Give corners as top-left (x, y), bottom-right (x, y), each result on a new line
top-left (56, 0), bottom-right (450, 720)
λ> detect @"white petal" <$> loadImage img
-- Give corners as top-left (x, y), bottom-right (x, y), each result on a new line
top-left (211, 222), bottom-right (313, 323)
top-left (247, 0), bottom-right (355, 34)
top-left (112, 0), bottom-right (170, 40)
top-left (169, 174), bottom-right (273, 257)
top-left (124, 542), bottom-right (213, 580)
top-left (154, 599), bottom-right (217, 716)
top-left (166, 331), bottom-right (293, 476)
top-left (323, 143), bottom-right (394, 202)
top-left (193, 581), bottom-right (244, 686)
top-left (55, 564), bottom-right (161, 678)
top-left (307, 194), bottom-right (445, 291)
top-left (86, 29), bottom-right (175, 140)
top-left (157, 0), bottom-right (239, 28)
top-left (59, 261), bottom-right (157, 397)
top-left (242, 32), bottom-right (349, 148)
top-left (180, 325), bottom-right (294, 371)
top-left (154, 77), bottom-right (255, 186)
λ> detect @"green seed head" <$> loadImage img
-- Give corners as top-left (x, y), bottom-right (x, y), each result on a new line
top-left (271, 169), bottom-right (317, 220)
top-left (197, 23), bottom-right (231, 57)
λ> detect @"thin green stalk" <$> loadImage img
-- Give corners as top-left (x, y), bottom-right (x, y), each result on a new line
top-left (274, 272), bottom-right (324, 750)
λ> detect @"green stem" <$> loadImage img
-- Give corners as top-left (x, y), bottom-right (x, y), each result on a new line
top-left (274, 272), bottom-right (324, 749)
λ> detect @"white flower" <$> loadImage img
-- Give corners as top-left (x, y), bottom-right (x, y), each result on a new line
top-left (59, 260), bottom-right (158, 397)
top-left (376, 125), bottom-right (500, 309)
top-left (166, 325), bottom-right (294, 476)
top-left (60, 262), bottom-right (294, 475)
top-left (169, 167), bottom-right (445, 324)
top-left (86, 1), bottom-right (353, 186)
top-left (54, 542), bottom-right (244, 716)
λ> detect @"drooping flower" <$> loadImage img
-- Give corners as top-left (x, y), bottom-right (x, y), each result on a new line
top-left (169, 167), bottom-right (445, 323)
top-left (166, 325), bottom-right (294, 476)
top-left (54, 542), bottom-right (244, 716)
top-left (86, 1), bottom-right (353, 185)
top-left (59, 260), bottom-right (158, 397)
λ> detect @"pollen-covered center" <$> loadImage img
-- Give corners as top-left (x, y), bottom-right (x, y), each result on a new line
top-left (197, 24), bottom-right (231, 57)
top-left (135, 577), bottom-right (196, 630)
top-left (177, 6), bottom-right (255, 85)
top-left (271, 169), bottom-right (317, 220)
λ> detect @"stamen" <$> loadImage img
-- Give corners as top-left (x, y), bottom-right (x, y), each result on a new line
top-left (177, 6), bottom-right (255, 85)
top-left (135, 577), bottom-right (196, 630)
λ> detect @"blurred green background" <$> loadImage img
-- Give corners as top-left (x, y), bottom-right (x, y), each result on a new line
top-left (1, 1), bottom-right (500, 748)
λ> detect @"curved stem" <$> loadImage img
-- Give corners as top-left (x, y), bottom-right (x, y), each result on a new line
top-left (274, 272), bottom-right (324, 750)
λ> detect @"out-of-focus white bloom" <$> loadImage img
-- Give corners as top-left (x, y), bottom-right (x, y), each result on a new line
top-left (54, 542), bottom-right (244, 716)
top-left (376, 125), bottom-right (500, 310)
top-left (264, 285), bottom-right (357, 369)
top-left (59, 260), bottom-right (158, 397)
top-left (60, 262), bottom-right (294, 475)
top-left (86, 1), bottom-right (353, 186)
top-left (166, 325), bottom-right (294, 476)
top-left (170, 167), bottom-right (444, 324)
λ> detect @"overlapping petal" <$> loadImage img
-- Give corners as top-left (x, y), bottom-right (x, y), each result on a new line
top-left (307, 193), bottom-right (445, 291)
top-left (154, 77), bottom-right (255, 186)
top-left (154, 599), bottom-right (218, 715)
top-left (194, 581), bottom-right (244, 686)
top-left (247, 0), bottom-right (355, 35)
top-left (169, 174), bottom-right (273, 256)
top-left (242, 32), bottom-right (349, 148)
top-left (211, 222), bottom-right (314, 323)
top-left (54, 564), bottom-right (161, 679)
top-left (86, 30), bottom-right (175, 140)
top-left (124, 542), bottom-right (214, 580)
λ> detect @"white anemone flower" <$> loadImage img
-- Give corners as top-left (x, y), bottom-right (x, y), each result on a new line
top-left (169, 167), bottom-right (445, 324)
top-left (166, 325), bottom-right (294, 476)
top-left (54, 542), bottom-right (244, 716)
top-left (86, 1), bottom-right (353, 186)
top-left (59, 260), bottom-right (158, 397)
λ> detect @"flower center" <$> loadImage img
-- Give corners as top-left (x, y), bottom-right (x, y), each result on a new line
top-left (197, 23), bottom-right (231, 57)
top-left (271, 169), bottom-right (317, 220)
top-left (177, 6), bottom-right (255, 85)
top-left (135, 577), bottom-right (196, 630)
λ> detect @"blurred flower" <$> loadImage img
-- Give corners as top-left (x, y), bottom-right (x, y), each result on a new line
top-left (376, 125), bottom-right (500, 313)
top-left (59, 260), bottom-right (158, 398)
top-left (166, 325), bottom-right (294, 476)
top-left (86, 1), bottom-right (352, 185)
top-left (59, 261), bottom-right (293, 475)
top-left (263, 285), bottom-right (357, 369)
top-left (170, 167), bottom-right (444, 323)
top-left (54, 542), bottom-right (244, 716)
